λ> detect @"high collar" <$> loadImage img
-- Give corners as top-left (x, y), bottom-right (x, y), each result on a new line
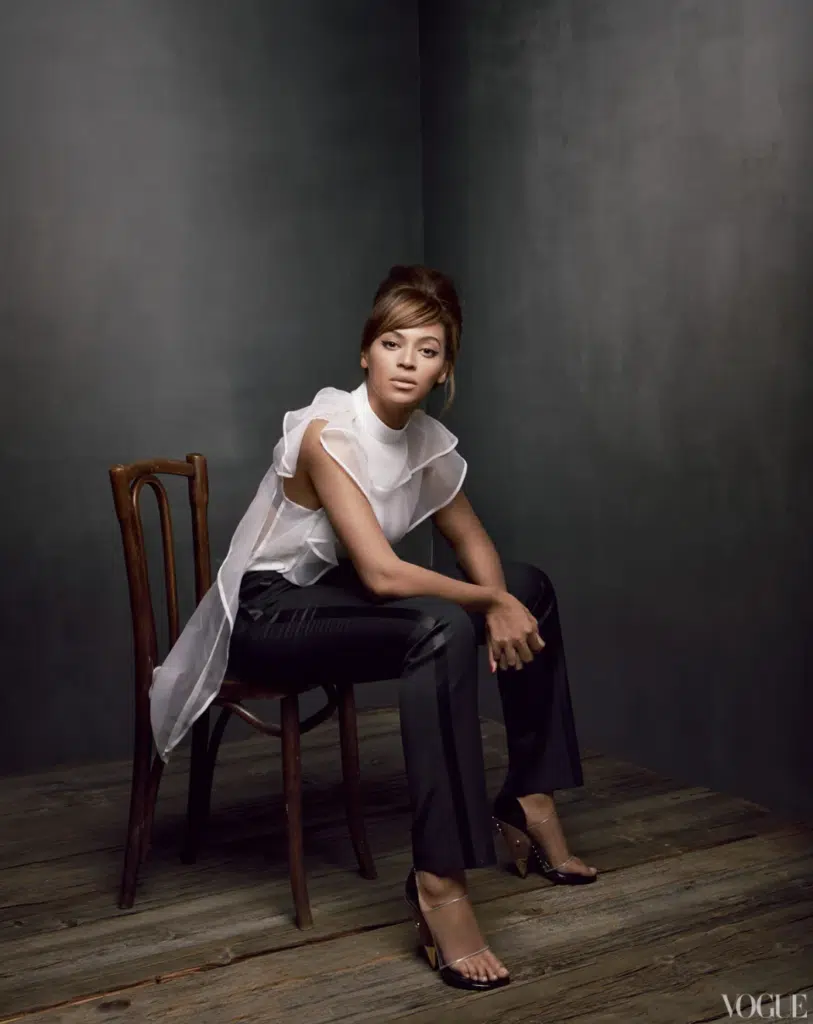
top-left (352, 380), bottom-right (412, 445)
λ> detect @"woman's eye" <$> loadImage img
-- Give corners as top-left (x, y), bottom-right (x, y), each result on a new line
top-left (381, 339), bottom-right (437, 357)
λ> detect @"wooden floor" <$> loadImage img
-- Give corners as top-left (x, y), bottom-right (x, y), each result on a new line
top-left (1, 708), bottom-right (811, 1024)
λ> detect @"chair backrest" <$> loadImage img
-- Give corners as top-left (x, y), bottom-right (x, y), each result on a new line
top-left (109, 454), bottom-right (211, 701)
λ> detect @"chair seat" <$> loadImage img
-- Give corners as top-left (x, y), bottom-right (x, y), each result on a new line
top-left (217, 675), bottom-right (328, 702)
top-left (217, 676), bottom-right (286, 701)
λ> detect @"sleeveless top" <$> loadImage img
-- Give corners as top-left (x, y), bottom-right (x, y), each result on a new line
top-left (149, 380), bottom-right (467, 761)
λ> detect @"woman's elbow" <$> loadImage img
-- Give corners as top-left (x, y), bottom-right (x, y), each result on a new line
top-left (361, 559), bottom-right (401, 599)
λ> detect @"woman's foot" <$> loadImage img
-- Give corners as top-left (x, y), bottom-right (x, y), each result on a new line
top-left (516, 793), bottom-right (597, 878)
top-left (416, 870), bottom-right (510, 984)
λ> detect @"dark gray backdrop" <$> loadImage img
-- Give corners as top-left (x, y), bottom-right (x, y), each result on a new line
top-left (421, 0), bottom-right (813, 823)
top-left (1, 0), bottom-right (810, 823)
top-left (0, 0), bottom-right (422, 770)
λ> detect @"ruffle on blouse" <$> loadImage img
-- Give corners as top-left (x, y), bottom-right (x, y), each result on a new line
top-left (272, 385), bottom-right (465, 513)
top-left (149, 383), bottom-right (467, 762)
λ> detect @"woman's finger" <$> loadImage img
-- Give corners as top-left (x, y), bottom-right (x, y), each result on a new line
top-left (515, 638), bottom-right (535, 664)
top-left (500, 647), bottom-right (515, 671)
top-left (528, 631), bottom-right (545, 651)
top-left (485, 632), bottom-right (497, 673)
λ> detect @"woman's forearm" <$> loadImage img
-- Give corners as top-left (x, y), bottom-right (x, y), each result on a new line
top-left (452, 529), bottom-right (508, 594)
top-left (376, 529), bottom-right (508, 611)
top-left (376, 558), bottom-right (501, 611)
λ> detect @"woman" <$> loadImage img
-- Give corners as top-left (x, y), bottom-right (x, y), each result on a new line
top-left (150, 265), bottom-right (597, 993)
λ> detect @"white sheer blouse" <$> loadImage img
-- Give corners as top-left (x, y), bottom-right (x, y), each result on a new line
top-left (149, 380), bottom-right (467, 761)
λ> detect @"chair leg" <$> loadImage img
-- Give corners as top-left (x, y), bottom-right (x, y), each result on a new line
top-left (337, 682), bottom-right (377, 880)
top-left (181, 710), bottom-right (210, 864)
top-left (281, 693), bottom-right (312, 929)
top-left (118, 735), bottom-right (151, 909)
top-left (200, 706), bottom-right (232, 829)
top-left (139, 754), bottom-right (165, 865)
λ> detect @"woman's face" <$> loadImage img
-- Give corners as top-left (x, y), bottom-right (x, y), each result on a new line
top-left (361, 323), bottom-right (448, 415)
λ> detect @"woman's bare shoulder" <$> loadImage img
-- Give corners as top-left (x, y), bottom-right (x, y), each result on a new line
top-left (283, 418), bottom-right (330, 511)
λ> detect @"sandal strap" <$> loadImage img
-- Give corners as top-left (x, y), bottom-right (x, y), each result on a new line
top-left (444, 944), bottom-right (490, 969)
top-left (525, 812), bottom-right (555, 828)
top-left (423, 892), bottom-right (470, 913)
top-left (520, 808), bottom-right (586, 873)
top-left (523, 813), bottom-right (578, 869)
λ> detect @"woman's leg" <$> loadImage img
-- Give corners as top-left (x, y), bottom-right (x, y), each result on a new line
top-left (227, 563), bottom-right (508, 981)
top-left (492, 560), bottom-right (584, 797)
top-left (445, 558), bottom-right (596, 877)
top-left (229, 563), bottom-right (496, 874)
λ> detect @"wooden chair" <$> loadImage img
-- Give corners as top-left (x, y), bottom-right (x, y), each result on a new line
top-left (109, 452), bottom-right (376, 928)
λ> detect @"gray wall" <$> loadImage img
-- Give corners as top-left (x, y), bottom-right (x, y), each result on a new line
top-left (421, 0), bottom-right (813, 822)
top-left (0, 0), bottom-right (422, 772)
top-left (3, 0), bottom-right (811, 828)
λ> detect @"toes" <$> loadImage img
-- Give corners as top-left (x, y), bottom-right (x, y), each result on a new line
top-left (570, 857), bottom-right (598, 875)
top-left (486, 956), bottom-right (508, 981)
top-left (463, 955), bottom-right (508, 983)
top-left (472, 958), bottom-right (490, 982)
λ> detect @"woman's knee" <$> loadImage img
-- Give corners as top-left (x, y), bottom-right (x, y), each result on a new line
top-left (405, 596), bottom-right (477, 655)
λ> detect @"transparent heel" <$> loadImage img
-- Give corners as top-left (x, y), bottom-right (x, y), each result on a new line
top-left (406, 898), bottom-right (438, 969)
top-left (492, 817), bottom-right (534, 878)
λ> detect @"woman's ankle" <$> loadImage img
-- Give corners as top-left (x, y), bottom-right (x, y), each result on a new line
top-left (517, 791), bottom-right (555, 815)
top-left (416, 868), bottom-right (466, 901)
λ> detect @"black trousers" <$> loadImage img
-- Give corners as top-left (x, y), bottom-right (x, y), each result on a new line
top-left (227, 557), bottom-right (585, 877)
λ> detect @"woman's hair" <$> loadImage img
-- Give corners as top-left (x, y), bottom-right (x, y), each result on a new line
top-left (360, 264), bottom-right (462, 415)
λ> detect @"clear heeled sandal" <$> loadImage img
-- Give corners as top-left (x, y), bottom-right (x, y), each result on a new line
top-left (403, 867), bottom-right (510, 991)
top-left (491, 792), bottom-right (598, 884)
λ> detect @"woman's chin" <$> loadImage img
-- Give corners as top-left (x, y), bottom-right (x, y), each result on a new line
top-left (394, 391), bottom-right (427, 410)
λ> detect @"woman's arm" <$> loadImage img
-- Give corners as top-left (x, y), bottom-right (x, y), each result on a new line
top-left (432, 490), bottom-right (507, 593)
top-left (300, 420), bottom-right (501, 611)
top-left (434, 490), bottom-right (544, 673)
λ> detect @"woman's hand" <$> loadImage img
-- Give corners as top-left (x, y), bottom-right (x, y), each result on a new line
top-left (485, 591), bottom-right (545, 673)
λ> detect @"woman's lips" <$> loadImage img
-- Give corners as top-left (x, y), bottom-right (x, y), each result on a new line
top-left (391, 379), bottom-right (417, 388)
